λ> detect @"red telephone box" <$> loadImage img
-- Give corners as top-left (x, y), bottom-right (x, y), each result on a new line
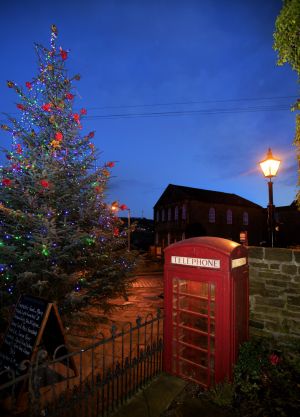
top-left (163, 236), bottom-right (249, 388)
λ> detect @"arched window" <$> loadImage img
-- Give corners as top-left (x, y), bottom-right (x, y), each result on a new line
top-left (208, 207), bottom-right (216, 223)
top-left (243, 212), bottom-right (249, 225)
top-left (174, 206), bottom-right (179, 221)
top-left (182, 204), bottom-right (187, 220)
top-left (161, 209), bottom-right (165, 222)
top-left (168, 207), bottom-right (172, 221)
top-left (226, 209), bottom-right (233, 225)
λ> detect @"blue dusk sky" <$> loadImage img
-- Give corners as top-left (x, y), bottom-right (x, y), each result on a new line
top-left (0, 0), bottom-right (298, 218)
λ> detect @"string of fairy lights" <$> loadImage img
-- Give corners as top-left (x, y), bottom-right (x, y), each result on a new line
top-left (0, 25), bottom-right (131, 298)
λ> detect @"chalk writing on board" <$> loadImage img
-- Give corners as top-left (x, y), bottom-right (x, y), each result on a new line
top-left (0, 295), bottom-right (47, 372)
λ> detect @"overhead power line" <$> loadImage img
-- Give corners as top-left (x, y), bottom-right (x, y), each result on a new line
top-left (0, 95), bottom-right (296, 123)
top-left (87, 95), bottom-right (298, 111)
top-left (85, 104), bottom-right (292, 120)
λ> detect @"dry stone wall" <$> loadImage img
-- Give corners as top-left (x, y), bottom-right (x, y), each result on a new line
top-left (248, 246), bottom-right (300, 344)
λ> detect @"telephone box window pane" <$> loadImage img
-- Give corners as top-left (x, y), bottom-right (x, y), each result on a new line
top-left (173, 279), bottom-right (210, 298)
top-left (173, 343), bottom-right (209, 367)
top-left (178, 361), bottom-right (208, 386)
top-left (177, 296), bottom-right (208, 315)
top-left (173, 310), bottom-right (210, 333)
top-left (173, 325), bottom-right (210, 350)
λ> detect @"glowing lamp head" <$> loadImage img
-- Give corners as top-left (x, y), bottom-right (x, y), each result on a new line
top-left (259, 148), bottom-right (281, 178)
top-left (111, 201), bottom-right (119, 212)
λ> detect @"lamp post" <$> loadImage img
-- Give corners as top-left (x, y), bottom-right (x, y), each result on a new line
top-left (127, 208), bottom-right (131, 252)
top-left (111, 201), bottom-right (131, 251)
top-left (259, 148), bottom-right (281, 247)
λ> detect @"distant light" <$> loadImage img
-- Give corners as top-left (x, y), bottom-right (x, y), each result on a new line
top-left (259, 148), bottom-right (281, 178)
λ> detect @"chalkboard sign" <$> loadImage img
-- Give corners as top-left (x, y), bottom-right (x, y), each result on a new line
top-left (0, 295), bottom-right (77, 377)
top-left (0, 295), bottom-right (48, 374)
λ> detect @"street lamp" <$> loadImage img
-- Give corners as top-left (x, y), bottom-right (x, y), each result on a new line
top-left (259, 148), bottom-right (281, 247)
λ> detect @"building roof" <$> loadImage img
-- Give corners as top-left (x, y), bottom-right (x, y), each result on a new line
top-left (276, 201), bottom-right (298, 212)
top-left (154, 184), bottom-right (263, 209)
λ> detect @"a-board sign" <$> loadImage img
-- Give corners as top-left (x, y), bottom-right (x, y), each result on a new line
top-left (0, 295), bottom-right (47, 374)
top-left (0, 294), bottom-right (77, 377)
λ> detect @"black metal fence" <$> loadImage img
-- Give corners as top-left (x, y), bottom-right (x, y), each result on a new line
top-left (0, 310), bottom-right (163, 417)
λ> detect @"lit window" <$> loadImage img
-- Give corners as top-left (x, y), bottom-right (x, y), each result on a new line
top-left (168, 207), bottom-right (172, 221)
top-left (155, 232), bottom-right (159, 245)
top-left (226, 209), bottom-right (233, 225)
top-left (156, 210), bottom-right (160, 222)
top-left (174, 206), bottom-right (179, 221)
top-left (161, 209), bottom-right (165, 222)
top-left (243, 212), bottom-right (249, 225)
top-left (182, 204), bottom-right (186, 220)
top-left (209, 207), bottom-right (216, 223)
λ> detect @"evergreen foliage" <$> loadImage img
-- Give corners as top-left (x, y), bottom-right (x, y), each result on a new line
top-left (273, 0), bottom-right (300, 206)
top-left (0, 25), bottom-right (134, 315)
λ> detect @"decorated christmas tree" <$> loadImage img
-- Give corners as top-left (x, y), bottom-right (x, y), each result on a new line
top-left (0, 25), bottom-right (134, 315)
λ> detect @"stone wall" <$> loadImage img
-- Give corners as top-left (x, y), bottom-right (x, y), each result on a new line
top-left (248, 246), bottom-right (300, 344)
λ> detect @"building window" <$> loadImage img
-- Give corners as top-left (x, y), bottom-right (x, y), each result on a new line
top-left (174, 206), bottom-right (179, 221)
top-left (209, 207), bottom-right (216, 223)
top-left (167, 232), bottom-right (171, 246)
top-left (182, 204), bottom-right (186, 220)
top-left (156, 210), bottom-right (160, 222)
top-left (182, 232), bottom-right (185, 240)
top-left (155, 232), bottom-right (159, 245)
top-left (226, 209), bottom-right (233, 225)
top-left (161, 209), bottom-right (165, 222)
top-left (168, 207), bottom-right (172, 221)
top-left (243, 212), bottom-right (249, 225)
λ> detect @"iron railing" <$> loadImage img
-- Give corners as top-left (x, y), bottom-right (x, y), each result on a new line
top-left (0, 309), bottom-right (163, 417)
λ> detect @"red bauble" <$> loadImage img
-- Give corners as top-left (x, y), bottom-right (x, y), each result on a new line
top-left (119, 204), bottom-right (128, 211)
top-left (73, 113), bottom-right (80, 122)
top-left (60, 49), bottom-right (68, 60)
top-left (105, 161), bottom-right (115, 168)
top-left (16, 144), bottom-right (22, 154)
top-left (2, 178), bottom-right (12, 187)
top-left (80, 108), bottom-right (87, 115)
top-left (25, 81), bottom-right (32, 90)
top-left (40, 179), bottom-right (50, 188)
top-left (88, 131), bottom-right (95, 138)
top-left (65, 93), bottom-right (74, 100)
top-left (113, 228), bottom-right (119, 237)
top-left (55, 131), bottom-right (63, 141)
top-left (42, 103), bottom-right (52, 112)
top-left (16, 103), bottom-right (25, 111)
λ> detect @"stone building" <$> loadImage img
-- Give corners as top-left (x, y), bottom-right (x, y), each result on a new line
top-left (275, 201), bottom-right (300, 248)
top-left (154, 184), bottom-right (265, 249)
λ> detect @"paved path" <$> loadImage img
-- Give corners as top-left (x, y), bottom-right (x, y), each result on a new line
top-left (66, 273), bottom-right (164, 348)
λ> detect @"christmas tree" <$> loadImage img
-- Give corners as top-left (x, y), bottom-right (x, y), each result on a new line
top-left (0, 25), bottom-right (134, 315)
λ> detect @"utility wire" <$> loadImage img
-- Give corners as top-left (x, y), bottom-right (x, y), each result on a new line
top-left (84, 104), bottom-right (291, 120)
top-left (87, 95), bottom-right (298, 111)
top-left (0, 96), bottom-right (296, 123)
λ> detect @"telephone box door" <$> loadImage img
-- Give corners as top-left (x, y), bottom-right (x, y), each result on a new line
top-left (171, 277), bottom-right (216, 387)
